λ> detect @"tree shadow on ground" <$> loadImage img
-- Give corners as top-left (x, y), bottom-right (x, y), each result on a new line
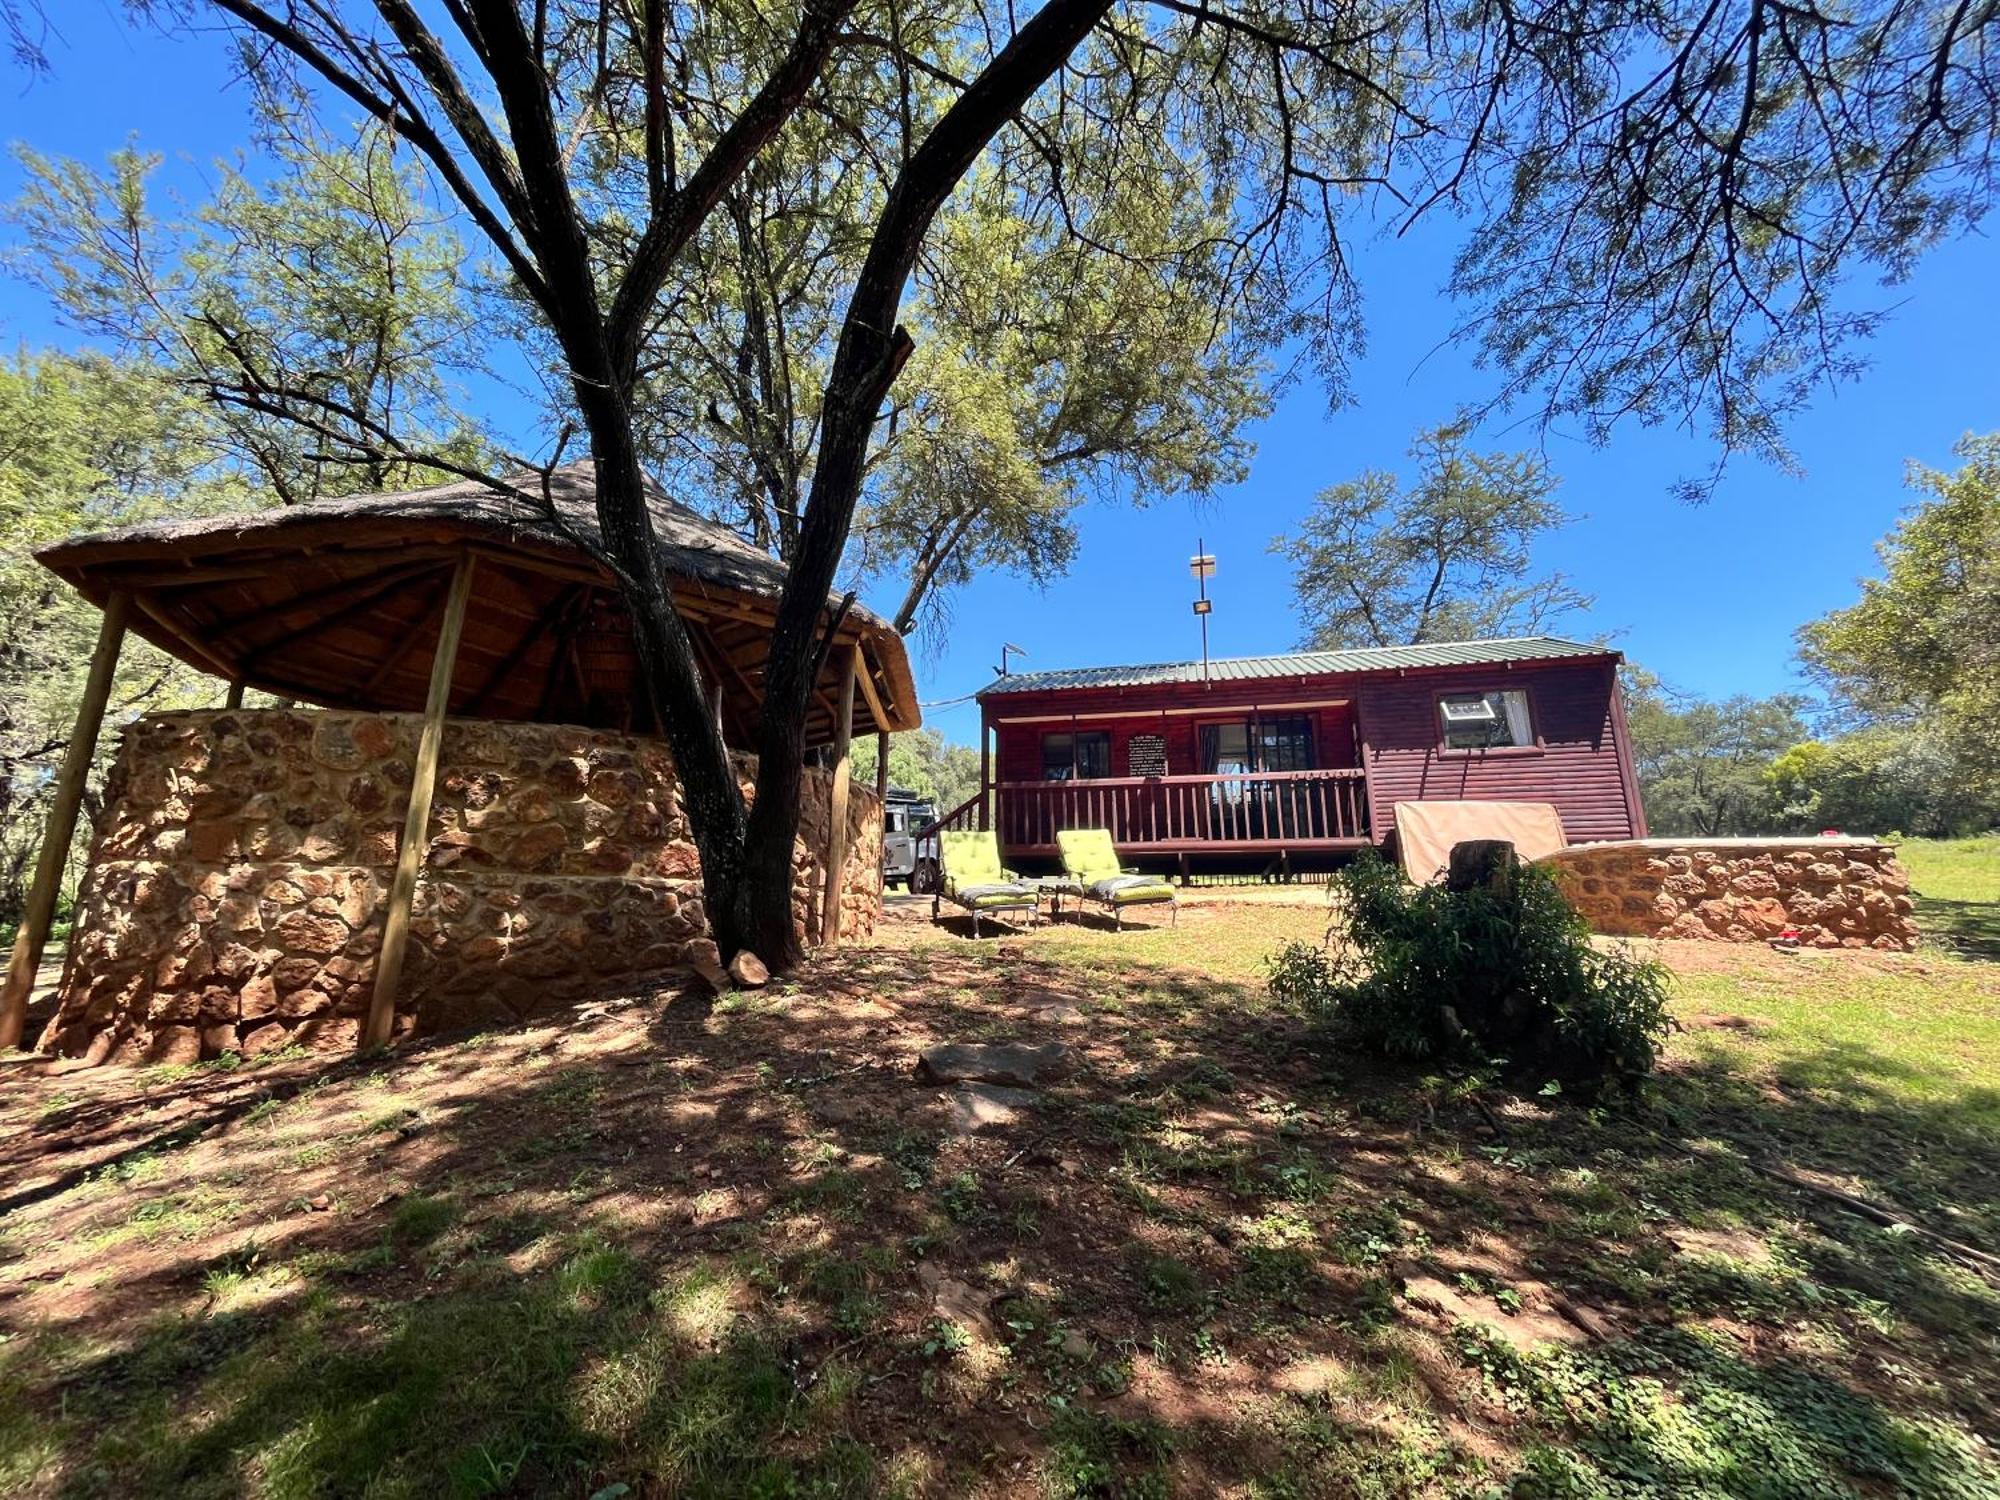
top-left (1914, 893), bottom-right (2000, 961)
top-left (0, 940), bottom-right (1995, 1497)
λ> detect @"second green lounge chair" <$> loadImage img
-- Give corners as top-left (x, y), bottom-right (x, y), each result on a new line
top-left (1056, 829), bottom-right (1178, 930)
top-left (934, 829), bottom-right (1040, 936)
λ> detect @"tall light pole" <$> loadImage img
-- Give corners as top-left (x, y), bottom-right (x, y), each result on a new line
top-left (1190, 543), bottom-right (1216, 685)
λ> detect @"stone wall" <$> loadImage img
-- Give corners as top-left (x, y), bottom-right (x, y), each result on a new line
top-left (41, 709), bottom-right (883, 1064)
top-left (1539, 837), bottom-right (1918, 951)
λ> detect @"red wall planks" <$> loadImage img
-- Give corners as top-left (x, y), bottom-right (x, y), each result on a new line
top-left (1354, 660), bottom-right (1639, 843)
top-left (979, 655), bottom-right (1642, 847)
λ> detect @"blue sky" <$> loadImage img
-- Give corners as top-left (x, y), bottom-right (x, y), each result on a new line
top-left (4, 7), bottom-right (1996, 749)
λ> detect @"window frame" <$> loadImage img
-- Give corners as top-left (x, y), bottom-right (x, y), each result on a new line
top-left (1434, 686), bottom-right (1543, 756)
top-left (1041, 729), bottom-right (1113, 780)
top-left (1195, 714), bottom-right (1318, 774)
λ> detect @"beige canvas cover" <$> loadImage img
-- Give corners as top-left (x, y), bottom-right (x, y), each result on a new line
top-left (1393, 800), bottom-right (1568, 883)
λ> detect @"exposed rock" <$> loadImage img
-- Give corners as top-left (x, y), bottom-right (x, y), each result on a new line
top-left (40, 708), bottom-right (886, 1063)
top-left (918, 1263), bottom-right (995, 1339)
top-left (947, 1083), bottom-right (1038, 1135)
top-left (1541, 838), bottom-right (1917, 952)
top-left (727, 950), bottom-right (770, 988)
top-left (917, 1041), bottom-right (1075, 1088)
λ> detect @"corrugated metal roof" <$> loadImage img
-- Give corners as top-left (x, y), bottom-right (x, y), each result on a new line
top-left (977, 636), bottom-right (1613, 696)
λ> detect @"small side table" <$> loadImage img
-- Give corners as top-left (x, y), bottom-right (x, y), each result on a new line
top-left (1029, 876), bottom-right (1083, 923)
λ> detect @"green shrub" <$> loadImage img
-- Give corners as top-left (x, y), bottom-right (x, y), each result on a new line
top-left (1268, 851), bottom-right (1671, 1090)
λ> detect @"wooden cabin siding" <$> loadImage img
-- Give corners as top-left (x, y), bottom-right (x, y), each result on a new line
top-left (987, 680), bottom-right (1363, 784)
top-left (1354, 660), bottom-right (1639, 844)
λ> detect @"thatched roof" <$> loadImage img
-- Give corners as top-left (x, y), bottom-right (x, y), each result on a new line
top-left (36, 460), bottom-right (918, 745)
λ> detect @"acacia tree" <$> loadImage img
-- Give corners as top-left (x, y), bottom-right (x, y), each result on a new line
top-left (118, 0), bottom-right (1999, 967)
top-left (1276, 424), bottom-right (1592, 648)
top-left (1798, 433), bottom-right (2000, 791)
top-left (0, 351), bottom-right (251, 922)
top-left (624, 130), bottom-right (1269, 639)
top-left (10, 114), bottom-right (492, 503)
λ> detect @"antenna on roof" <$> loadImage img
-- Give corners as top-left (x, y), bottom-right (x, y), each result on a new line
top-left (1189, 541), bottom-right (1217, 685)
top-left (995, 642), bottom-right (1027, 678)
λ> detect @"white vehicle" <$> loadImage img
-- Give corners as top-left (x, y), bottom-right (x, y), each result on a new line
top-left (882, 788), bottom-right (940, 893)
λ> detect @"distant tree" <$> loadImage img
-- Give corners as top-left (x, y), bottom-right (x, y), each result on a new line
top-left (9, 114), bottom-right (491, 504)
top-left (1798, 434), bottom-right (2000, 794)
top-left (1276, 426), bottom-right (1592, 649)
top-left (1624, 671), bottom-right (1807, 836)
top-left (0, 350), bottom-right (251, 924)
top-left (1767, 727), bottom-right (1999, 838)
top-left (850, 729), bottom-right (983, 812)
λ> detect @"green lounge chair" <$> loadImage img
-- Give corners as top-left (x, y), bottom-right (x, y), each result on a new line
top-left (1056, 829), bottom-right (1177, 930)
top-left (934, 829), bottom-right (1040, 936)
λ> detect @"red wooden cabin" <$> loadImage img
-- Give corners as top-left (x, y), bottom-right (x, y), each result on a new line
top-left (947, 637), bottom-right (1646, 874)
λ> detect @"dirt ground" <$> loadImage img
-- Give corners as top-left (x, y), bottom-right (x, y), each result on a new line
top-left (1, 900), bottom-right (1995, 1497)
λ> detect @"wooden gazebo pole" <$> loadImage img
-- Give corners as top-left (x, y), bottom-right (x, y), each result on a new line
top-left (362, 555), bottom-right (475, 1051)
top-left (1, 592), bottom-right (130, 1049)
top-left (819, 646), bottom-right (858, 951)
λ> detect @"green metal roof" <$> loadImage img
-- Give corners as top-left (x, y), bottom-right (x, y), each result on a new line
top-left (976, 636), bottom-right (1614, 697)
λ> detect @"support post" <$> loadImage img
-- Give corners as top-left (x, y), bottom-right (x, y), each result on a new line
top-left (978, 720), bottom-right (991, 831)
top-left (223, 680), bottom-right (244, 710)
top-left (362, 555), bottom-right (475, 1051)
top-left (875, 729), bottom-right (889, 804)
top-left (1, 592), bottom-right (130, 1049)
top-left (819, 646), bottom-right (858, 951)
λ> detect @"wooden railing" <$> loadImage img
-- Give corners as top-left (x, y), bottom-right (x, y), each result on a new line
top-left (994, 769), bottom-right (1370, 853)
top-left (913, 790), bottom-right (984, 843)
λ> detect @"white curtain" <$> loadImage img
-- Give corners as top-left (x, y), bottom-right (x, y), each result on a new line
top-left (1499, 691), bottom-right (1533, 746)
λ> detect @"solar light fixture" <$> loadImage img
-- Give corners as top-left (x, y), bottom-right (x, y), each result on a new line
top-left (1190, 539), bottom-right (1215, 682)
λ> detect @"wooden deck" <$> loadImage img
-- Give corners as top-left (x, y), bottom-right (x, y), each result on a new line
top-left (929, 769), bottom-right (1372, 859)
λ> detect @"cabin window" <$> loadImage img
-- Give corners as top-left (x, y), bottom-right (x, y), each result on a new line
top-left (1042, 730), bottom-right (1111, 780)
top-left (1438, 689), bottom-right (1535, 750)
top-left (1199, 717), bottom-right (1315, 773)
top-left (1254, 715), bottom-right (1315, 771)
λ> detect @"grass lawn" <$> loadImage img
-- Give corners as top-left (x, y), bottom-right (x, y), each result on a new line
top-left (1897, 835), bottom-right (2000, 959)
top-left (0, 893), bottom-right (1995, 1497)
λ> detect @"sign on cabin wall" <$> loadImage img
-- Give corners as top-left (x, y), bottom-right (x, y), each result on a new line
top-left (1127, 733), bottom-right (1167, 778)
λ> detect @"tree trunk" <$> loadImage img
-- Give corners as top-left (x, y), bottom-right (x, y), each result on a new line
top-left (737, 0), bottom-right (1119, 966)
top-left (576, 387), bottom-right (761, 959)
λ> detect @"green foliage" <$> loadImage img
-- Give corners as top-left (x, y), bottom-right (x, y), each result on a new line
top-left (1798, 433), bottom-right (2000, 802)
top-left (9, 113), bottom-right (491, 503)
top-left (1767, 729), bottom-right (1999, 838)
top-left (848, 729), bottom-right (981, 812)
top-left (1268, 852), bottom-right (1672, 1089)
top-left (1622, 671), bottom-right (1812, 837)
top-left (0, 349), bottom-right (250, 922)
top-left (622, 84), bottom-right (1270, 638)
top-left (1274, 424), bottom-right (1592, 650)
top-left (1475, 1327), bottom-right (1994, 1499)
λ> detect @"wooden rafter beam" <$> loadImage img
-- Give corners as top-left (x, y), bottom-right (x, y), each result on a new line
top-left (204, 554), bottom-right (455, 643)
top-left (239, 561), bottom-right (455, 672)
top-left (361, 571), bottom-right (457, 701)
top-left (463, 583), bottom-right (578, 714)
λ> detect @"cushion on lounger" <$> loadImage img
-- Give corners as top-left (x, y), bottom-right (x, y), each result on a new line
top-left (1090, 875), bottom-right (1175, 905)
top-left (939, 830), bottom-right (1029, 905)
top-left (1056, 828), bottom-right (1126, 886)
top-left (956, 883), bottom-right (1035, 908)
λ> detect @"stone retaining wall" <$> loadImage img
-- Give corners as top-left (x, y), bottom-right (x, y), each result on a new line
top-left (41, 709), bottom-right (882, 1064)
top-left (1539, 837), bottom-right (1917, 951)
